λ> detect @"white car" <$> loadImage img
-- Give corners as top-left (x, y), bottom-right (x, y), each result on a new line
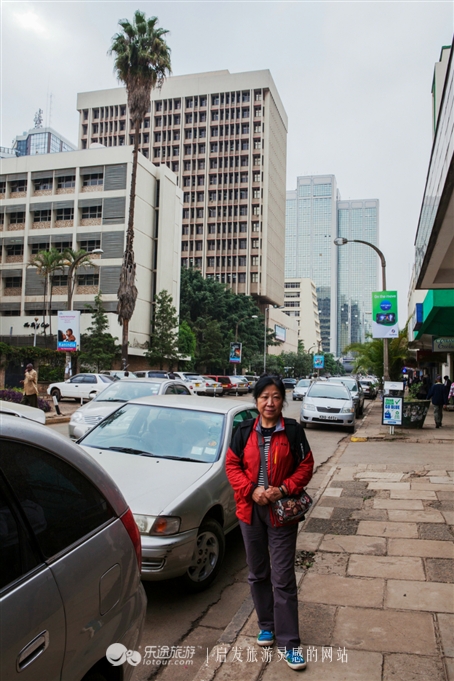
top-left (69, 378), bottom-right (191, 438)
top-left (0, 399), bottom-right (46, 424)
top-left (292, 378), bottom-right (312, 401)
top-left (227, 376), bottom-right (249, 395)
top-left (172, 372), bottom-right (207, 395)
top-left (47, 373), bottom-right (114, 402)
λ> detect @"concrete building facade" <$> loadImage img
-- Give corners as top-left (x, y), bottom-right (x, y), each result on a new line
top-left (0, 147), bottom-right (182, 363)
top-left (283, 278), bottom-right (321, 352)
top-left (77, 69), bottom-right (288, 307)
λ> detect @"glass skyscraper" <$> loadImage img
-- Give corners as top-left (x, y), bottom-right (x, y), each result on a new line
top-left (285, 176), bottom-right (338, 353)
top-left (337, 200), bottom-right (379, 356)
top-left (285, 176), bottom-right (379, 358)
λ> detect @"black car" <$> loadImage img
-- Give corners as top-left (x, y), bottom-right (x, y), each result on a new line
top-left (360, 380), bottom-right (378, 399)
top-left (282, 378), bottom-right (297, 390)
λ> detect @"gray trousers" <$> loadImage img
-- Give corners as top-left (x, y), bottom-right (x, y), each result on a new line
top-left (434, 404), bottom-right (443, 426)
top-left (239, 503), bottom-right (300, 650)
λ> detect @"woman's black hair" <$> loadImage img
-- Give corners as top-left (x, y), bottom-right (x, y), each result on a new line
top-left (253, 375), bottom-right (286, 402)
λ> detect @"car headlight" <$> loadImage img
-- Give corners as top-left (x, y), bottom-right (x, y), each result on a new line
top-left (133, 515), bottom-right (181, 536)
top-left (341, 406), bottom-right (355, 413)
top-left (70, 411), bottom-right (85, 423)
top-left (303, 402), bottom-right (316, 411)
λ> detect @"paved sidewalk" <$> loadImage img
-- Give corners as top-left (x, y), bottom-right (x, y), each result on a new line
top-left (191, 399), bottom-right (454, 681)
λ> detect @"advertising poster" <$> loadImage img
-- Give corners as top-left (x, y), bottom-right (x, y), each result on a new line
top-left (372, 291), bottom-right (398, 339)
top-left (274, 324), bottom-right (286, 342)
top-left (229, 341), bottom-right (242, 364)
top-left (313, 354), bottom-right (324, 369)
top-left (57, 311), bottom-right (80, 352)
top-left (382, 396), bottom-right (403, 426)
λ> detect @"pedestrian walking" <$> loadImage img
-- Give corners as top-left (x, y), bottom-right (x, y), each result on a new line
top-left (20, 363), bottom-right (39, 409)
top-left (443, 376), bottom-right (452, 399)
top-left (427, 376), bottom-right (448, 428)
top-left (225, 375), bottom-right (314, 671)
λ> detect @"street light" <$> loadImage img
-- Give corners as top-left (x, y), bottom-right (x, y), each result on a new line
top-left (334, 237), bottom-right (389, 381)
top-left (263, 305), bottom-right (284, 374)
top-left (233, 315), bottom-right (258, 375)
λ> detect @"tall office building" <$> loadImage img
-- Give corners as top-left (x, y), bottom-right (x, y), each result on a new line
top-left (285, 175), bottom-right (339, 353)
top-left (77, 70), bottom-right (288, 307)
top-left (337, 200), bottom-right (379, 356)
top-left (285, 175), bottom-right (379, 357)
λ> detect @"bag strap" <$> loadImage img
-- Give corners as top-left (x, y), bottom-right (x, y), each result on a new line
top-left (257, 432), bottom-right (269, 490)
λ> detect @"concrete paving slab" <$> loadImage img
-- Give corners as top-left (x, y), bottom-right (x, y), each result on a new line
top-left (330, 480), bottom-right (368, 489)
top-left (437, 613), bottom-right (454, 657)
top-left (310, 506), bottom-right (334, 519)
top-left (385, 579), bottom-right (454, 613)
top-left (331, 467), bottom-right (359, 481)
top-left (208, 636), bottom-right (264, 681)
top-left (157, 626), bottom-right (225, 681)
top-left (367, 482), bottom-right (410, 490)
top-left (373, 499), bottom-right (424, 510)
top-left (318, 496), bottom-right (363, 509)
top-left (388, 509), bottom-right (445, 523)
top-left (347, 554), bottom-right (425, 580)
top-left (442, 511), bottom-right (454, 524)
top-left (261, 647), bottom-right (382, 681)
top-left (193, 643), bottom-right (232, 681)
top-left (427, 470), bottom-right (449, 476)
top-left (304, 518), bottom-right (359, 536)
top-left (333, 606), bottom-right (437, 655)
top-left (418, 524), bottom-right (454, 541)
top-left (356, 472), bottom-right (404, 481)
top-left (296, 532), bottom-right (323, 552)
top-left (338, 441), bottom-right (454, 469)
top-left (200, 582), bottom-right (250, 629)
top-left (357, 521), bottom-right (418, 538)
top-left (350, 509), bottom-right (388, 521)
top-left (388, 538), bottom-right (454, 558)
top-left (366, 464), bottom-right (388, 470)
top-left (299, 573), bottom-right (384, 608)
top-left (383, 654), bottom-right (445, 681)
top-left (390, 490), bottom-right (437, 499)
top-left (411, 483), bottom-right (454, 491)
top-left (311, 552), bottom-right (349, 576)
top-left (319, 534), bottom-right (387, 555)
top-left (438, 491), bottom-right (454, 500)
top-left (299, 603), bottom-right (337, 645)
top-left (323, 488), bottom-right (343, 497)
top-left (425, 558), bottom-right (454, 583)
top-left (430, 477), bottom-right (454, 484)
top-left (446, 657), bottom-right (454, 681)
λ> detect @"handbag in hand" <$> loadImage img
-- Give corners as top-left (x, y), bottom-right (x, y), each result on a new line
top-left (258, 432), bottom-right (312, 525)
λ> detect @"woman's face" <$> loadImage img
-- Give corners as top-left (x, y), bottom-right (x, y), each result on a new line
top-left (256, 384), bottom-right (284, 423)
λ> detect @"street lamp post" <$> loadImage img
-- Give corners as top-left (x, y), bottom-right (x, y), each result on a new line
top-left (233, 315), bottom-right (258, 375)
top-left (263, 306), bottom-right (284, 374)
top-left (64, 249), bottom-right (103, 379)
top-left (334, 237), bottom-right (389, 381)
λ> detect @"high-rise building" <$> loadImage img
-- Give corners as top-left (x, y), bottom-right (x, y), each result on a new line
top-left (77, 69), bottom-right (288, 307)
top-left (285, 175), bottom-right (379, 357)
top-left (0, 147), bottom-right (182, 368)
top-left (283, 278), bottom-right (321, 351)
top-left (337, 200), bottom-right (379, 356)
top-left (285, 175), bottom-right (339, 353)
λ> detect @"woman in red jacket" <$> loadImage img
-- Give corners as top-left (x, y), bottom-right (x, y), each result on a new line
top-left (226, 375), bottom-right (314, 671)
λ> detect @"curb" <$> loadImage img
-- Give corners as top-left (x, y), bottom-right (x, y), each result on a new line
top-left (46, 415), bottom-right (71, 424)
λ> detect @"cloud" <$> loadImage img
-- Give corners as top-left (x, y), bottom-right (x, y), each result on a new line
top-left (11, 8), bottom-right (49, 36)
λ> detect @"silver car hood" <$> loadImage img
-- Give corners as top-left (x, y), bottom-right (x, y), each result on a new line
top-left (305, 396), bottom-right (352, 408)
top-left (73, 402), bottom-right (122, 420)
top-left (80, 446), bottom-right (212, 515)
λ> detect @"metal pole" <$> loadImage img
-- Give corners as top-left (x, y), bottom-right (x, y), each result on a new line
top-left (234, 323), bottom-right (239, 376)
top-left (263, 308), bottom-right (268, 373)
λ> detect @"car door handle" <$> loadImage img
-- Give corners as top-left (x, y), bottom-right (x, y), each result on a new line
top-left (17, 630), bottom-right (49, 671)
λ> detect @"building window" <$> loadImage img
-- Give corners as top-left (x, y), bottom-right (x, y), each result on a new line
top-left (212, 95), bottom-right (219, 106)
top-left (52, 275), bottom-right (68, 287)
top-left (10, 180), bottom-right (27, 193)
top-left (239, 239), bottom-right (247, 250)
top-left (6, 244), bottom-right (24, 257)
top-left (80, 239), bottom-right (100, 252)
top-left (33, 210), bottom-right (51, 222)
top-left (57, 175), bottom-right (75, 189)
top-left (77, 273), bottom-right (99, 286)
top-left (31, 242), bottom-right (49, 254)
top-left (52, 241), bottom-right (72, 253)
top-left (251, 273), bottom-right (259, 283)
top-left (82, 172), bottom-right (103, 186)
top-left (238, 273), bottom-right (246, 283)
top-left (252, 222), bottom-right (260, 232)
top-left (251, 255), bottom-right (259, 266)
top-left (5, 276), bottom-right (22, 289)
top-left (251, 239), bottom-right (260, 249)
top-left (57, 208), bottom-right (74, 221)
top-left (34, 178), bottom-right (52, 191)
top-left (254, 107), bottom-right (262, 117)
top-left (9, 212), bottom-right (25, 225)
top-left (81, 206), bottom-right (102, 219)
top-left (195, 241), bottom-right (203, 251)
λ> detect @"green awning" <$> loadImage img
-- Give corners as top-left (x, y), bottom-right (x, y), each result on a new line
top-left (414, 289), bottom-right (454, 339)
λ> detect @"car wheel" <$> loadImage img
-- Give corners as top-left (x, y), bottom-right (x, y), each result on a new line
top-left (181, 519), bottom-right (225, 592)
top-left (359, 403), bottom-right (364, 416)
top-left (347, 425), bottom-right (355, 433)
top-left (50, 388), bottom-right (61, 401)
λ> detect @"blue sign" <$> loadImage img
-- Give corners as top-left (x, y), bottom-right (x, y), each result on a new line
top-left (313, 355), bottom-right (324, 369)
top-left (380, 300), bottom-right (392, 311)
top-left (382, 397), bottom-right (403, 426)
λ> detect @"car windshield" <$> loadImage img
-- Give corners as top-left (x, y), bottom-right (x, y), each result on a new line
top-left (330, 379), bottom-right (357, 393)
top-left (308, 384), bottom-right (349, 400)
top-left (297, 380), bottom-right (310, 387)
top-left (360, 381), bottom-right (371, 387)
top-left (81, 404), bottom-right (225, 463)
top-left (92, 382), bottom-right (164, 402)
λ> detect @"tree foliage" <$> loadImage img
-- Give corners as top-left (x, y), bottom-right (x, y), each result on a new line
top-left (345, 326), bottom-right (409, 383)
top-left (145, 290), bottom-right (179, 369)
top-left (79, 293), bottom-right (119, 372)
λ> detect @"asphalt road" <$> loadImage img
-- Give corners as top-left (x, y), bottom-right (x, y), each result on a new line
top-left (47, 389), bottom-right (350, 680)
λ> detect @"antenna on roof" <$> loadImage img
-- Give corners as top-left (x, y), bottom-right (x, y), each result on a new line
top-left (34, 109), bottom-right (43, 128)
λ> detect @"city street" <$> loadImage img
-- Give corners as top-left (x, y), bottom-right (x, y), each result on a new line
top-left (46, 391), bottom-right (354, 681)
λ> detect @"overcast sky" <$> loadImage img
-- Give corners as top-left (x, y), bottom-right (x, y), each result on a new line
top-left (2, 1), bottom-right (453, 320)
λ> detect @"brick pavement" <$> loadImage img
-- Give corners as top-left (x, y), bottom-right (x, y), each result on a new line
top-left (193, 399), bottom-right (454, 681)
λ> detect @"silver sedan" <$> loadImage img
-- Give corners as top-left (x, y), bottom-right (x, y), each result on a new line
top-left (78, 395), bottom-right (259, 591)
top-left (300, 380), bottom-right (356, 432)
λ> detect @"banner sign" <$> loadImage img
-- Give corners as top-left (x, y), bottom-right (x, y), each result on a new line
top-left (432, 337), bottom-right (454, 352)
top-left (57, 311), bottom-right (80, 352)
top-left (274, 324), bottom-right (286, 342)
top-left (372, 291), bottom-right (398, 338)
top-left (313, 354), bottom-right (324, 369)
top-left (382, 396), bottom-right (403, 426)
top-left (229, 341), bottom-right (242, 364)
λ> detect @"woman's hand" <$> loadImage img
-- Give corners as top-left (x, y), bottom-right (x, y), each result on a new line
top-left (252, 486), bottom-right (269, 505)
top-left (264, 486), bottom-right (285, 503)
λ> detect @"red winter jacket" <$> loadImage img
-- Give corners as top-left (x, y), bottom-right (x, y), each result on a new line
top-left (225, 416), bottom-right (314, 525)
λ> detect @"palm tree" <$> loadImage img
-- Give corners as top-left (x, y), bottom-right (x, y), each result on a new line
top-left (28, 249), bottom-right (64, 337)
top-left (345, 325), bottom-right (410, 385)
top-left (109, 10), bottom-right (171, 368)
top-left (62, 248), bottom-right (98, 311)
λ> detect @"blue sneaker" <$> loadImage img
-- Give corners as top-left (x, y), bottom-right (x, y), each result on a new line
top-left (286, 650), bottom-right (307, 670)
top-left (257, 630), bottom-right (275, 646)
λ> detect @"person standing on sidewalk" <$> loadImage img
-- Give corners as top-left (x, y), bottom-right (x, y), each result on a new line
top-left (226, 375), bottom-right (314, 671)
top-left (20, 363), bottom-right (39, 409)
top-left (427, 375), bottom-right (448, 428)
